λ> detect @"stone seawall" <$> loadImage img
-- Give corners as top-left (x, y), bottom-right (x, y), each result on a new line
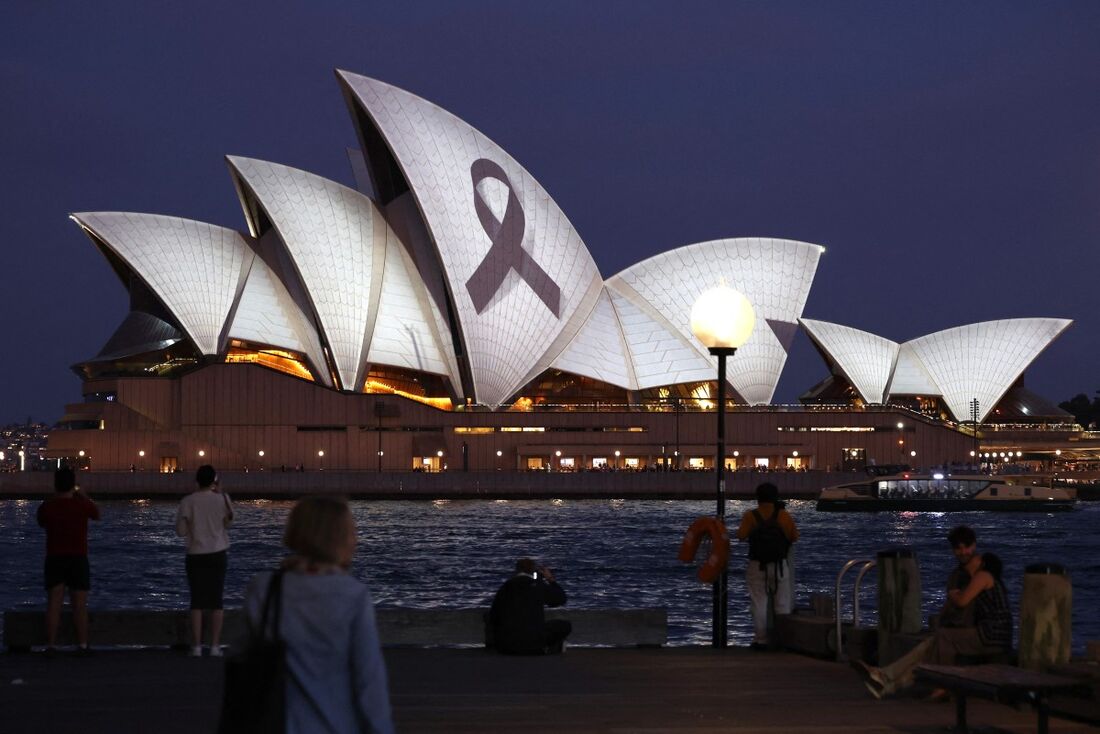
top-left (0, 469), bottom-right (855, 500)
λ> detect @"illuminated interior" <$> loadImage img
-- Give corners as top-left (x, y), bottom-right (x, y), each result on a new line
top-left (364, 367), bottom-right (453, 410)
top-left (226, 342), bottom-right (315, 382)
top-left (507, 370), bottom-right (629, 409)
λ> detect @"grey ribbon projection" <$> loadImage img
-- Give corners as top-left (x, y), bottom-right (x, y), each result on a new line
top-left (465, 158), bottom-right (561, 317)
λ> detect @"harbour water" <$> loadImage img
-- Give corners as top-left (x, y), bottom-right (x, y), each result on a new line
top-left (1, 498), bottom-right (1095, 649)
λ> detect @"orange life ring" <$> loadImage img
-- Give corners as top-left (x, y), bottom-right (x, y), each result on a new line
top-left (677, 516), bottom-right (730, 583)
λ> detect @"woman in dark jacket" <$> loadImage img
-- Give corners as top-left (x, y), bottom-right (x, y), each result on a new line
top-left (854, 552), bottom-right (1011, 698)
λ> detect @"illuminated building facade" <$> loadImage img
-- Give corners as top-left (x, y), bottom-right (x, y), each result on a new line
top-left (46, 72), bottom-right (1075, 472)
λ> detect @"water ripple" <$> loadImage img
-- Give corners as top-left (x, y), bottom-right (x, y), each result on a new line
top-left (0, 498), bottom-right (1095, 648)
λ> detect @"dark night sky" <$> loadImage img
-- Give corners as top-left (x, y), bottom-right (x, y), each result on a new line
top-left (2, 1), bottom-right (1098, 423)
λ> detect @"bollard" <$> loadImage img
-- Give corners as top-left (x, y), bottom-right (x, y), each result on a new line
top-left (1019, 562), bottom-right (1072, 670)
top-left (877, 548), bottom-right (921, 664)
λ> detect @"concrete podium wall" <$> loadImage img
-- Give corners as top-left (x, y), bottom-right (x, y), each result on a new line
top-left (0, 470), bottom-right (856, 500)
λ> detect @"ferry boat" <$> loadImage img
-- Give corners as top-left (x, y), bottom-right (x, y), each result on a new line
top-left (816, 474), bottom-right (1075, 512)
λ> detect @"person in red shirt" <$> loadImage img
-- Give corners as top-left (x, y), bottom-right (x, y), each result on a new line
top-left (36, 467), bottom-right (100, 653)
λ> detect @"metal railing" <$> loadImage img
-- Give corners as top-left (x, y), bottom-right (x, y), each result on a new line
top-left (834, 558), bottom-right (877, 662)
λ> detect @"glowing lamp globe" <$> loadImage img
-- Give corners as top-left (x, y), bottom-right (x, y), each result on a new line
top-left (690, 285), bottom-right (755, 349)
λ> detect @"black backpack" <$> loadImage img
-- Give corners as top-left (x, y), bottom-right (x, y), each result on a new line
top-left (748, 508), bottom-right (791, 564)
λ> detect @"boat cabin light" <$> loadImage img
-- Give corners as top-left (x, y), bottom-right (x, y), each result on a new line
top-left (933, 473), bottom-right (944, 479)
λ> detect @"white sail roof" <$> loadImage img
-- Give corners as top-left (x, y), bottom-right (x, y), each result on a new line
top-left (799, 319), bottom-right (898, 403)
top-left (72, 212), bottom-right (251, 355)
top-left (903, 318), bottom-right (1072, 422)
top-left (227, 156), bottom-right (393, 392)
top-left (551, 288), bottom-right (634, 389)
top-left (367, 232), bottom-right (462, 384)
top-left (227, 247), bottom-right (332, 386)
top-left (608, 238), bottom-right (824, 404)
top-left (886, 343), bottom-right (940, 397)
top-left (338, 71), bottom-right (604, 406)
top-left (606, 287), bottom-right (714, 389)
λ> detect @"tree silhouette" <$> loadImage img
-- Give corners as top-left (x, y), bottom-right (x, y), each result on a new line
top-left (1059, 391), bottom-right (1100, 429)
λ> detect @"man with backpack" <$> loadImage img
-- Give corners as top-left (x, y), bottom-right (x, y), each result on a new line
top-left (736, 482), bottom-right (799, 649)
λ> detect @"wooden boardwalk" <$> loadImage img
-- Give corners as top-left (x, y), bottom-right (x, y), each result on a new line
top-left (0, 647), bottom-right (1093, 733)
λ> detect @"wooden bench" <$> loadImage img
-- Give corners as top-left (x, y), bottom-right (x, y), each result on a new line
top-left (3, 607), bottom-right (667, 651)
top-left (916, 663), bottom-right (1088, 734)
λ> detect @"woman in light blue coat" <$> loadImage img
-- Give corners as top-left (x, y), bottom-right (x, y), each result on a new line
top-left (244, 497), bottom-right (394, 734)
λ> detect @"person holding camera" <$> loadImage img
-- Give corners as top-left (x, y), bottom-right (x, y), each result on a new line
top-left (488, 558), bottom-right (571, 655)
top-left (176, 464), bottom-right (234, 657)
top-left (37, 466), bottom-right (100, 654)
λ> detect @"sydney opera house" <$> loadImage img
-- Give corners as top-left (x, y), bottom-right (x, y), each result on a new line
top-left (46, 71), bottom-right (1076, 473)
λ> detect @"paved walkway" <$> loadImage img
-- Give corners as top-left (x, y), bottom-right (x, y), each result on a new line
top-left (0, 647), bottom-right (1093, 733)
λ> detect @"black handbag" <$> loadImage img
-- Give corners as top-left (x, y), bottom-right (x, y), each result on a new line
top-left (218, 571), bottom-right (287, 734)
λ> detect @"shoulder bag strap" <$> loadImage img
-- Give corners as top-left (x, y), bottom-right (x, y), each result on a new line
top-left (258, 570), bottom-right (284, 642)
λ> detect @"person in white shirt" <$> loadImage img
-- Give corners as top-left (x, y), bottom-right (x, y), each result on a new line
top-left (176, 464), bottom-right (233, 656)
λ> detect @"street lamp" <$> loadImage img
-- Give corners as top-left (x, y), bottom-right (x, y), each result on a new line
top-left (690, 282), bottom-right (755, 649)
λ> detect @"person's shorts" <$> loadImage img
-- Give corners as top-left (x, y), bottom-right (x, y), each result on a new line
top-left (44, 555), bottom-right (91, 591)
top-left (185, 550), bottom-right (228, 610)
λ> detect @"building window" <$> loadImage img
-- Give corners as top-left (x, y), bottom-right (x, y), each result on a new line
top-left (689, 457), bottom-right (706, 469)
top-left (625, 457), bottom-right (640, 469)
top-left (592, 457), bottom-right (607, 468)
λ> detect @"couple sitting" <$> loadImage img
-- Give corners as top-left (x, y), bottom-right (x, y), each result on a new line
top-left (854, 525), bottom-right (1013, 698)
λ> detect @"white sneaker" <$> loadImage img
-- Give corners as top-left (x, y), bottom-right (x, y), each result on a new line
top-left (209, 646), bottom-right (224, 658)
top-left (189, 645), bottom-right (203, 657)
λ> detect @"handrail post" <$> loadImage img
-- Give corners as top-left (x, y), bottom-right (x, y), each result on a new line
top-left (834, 558), bottom-right (872, 662)
top-left (852, 560), bottom-right (878, 629)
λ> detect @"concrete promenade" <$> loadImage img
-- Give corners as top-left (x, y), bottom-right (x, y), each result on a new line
top-left (0, 647), bottom-right (1093, 733)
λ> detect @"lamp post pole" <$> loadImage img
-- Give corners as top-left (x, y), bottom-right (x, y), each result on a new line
top-left (969, 398), bottom-right (980, 470)
top-left (690, 281), bottom-right (754, 650)
top-left (711, 346), bottom-right (736, 648)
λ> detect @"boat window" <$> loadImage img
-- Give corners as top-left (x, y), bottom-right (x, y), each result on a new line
top-left (989, 486), bottom-right (998, 497)
top-left (1024, 487), bottom-right (1032, 497)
